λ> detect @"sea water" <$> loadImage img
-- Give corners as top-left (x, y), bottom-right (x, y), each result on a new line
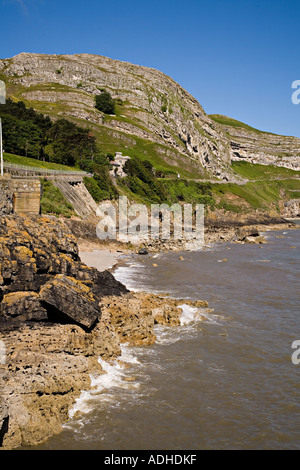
top-left (34, 227), bottom-right (300, 450)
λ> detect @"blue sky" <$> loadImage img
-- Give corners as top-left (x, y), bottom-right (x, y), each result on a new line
top-left (1, 0), bottom-right (300, 137)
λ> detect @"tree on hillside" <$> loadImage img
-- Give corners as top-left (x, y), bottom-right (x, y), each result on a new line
top-left (0, 99), bottom-right (52, 159)
top-left (95, 91), bottom-right (115, 115)
top-left (48, 119), bottom-right (97, 166)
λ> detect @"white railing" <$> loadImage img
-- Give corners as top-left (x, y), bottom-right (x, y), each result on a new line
top-left (3, 161), bottom-right (92, 178)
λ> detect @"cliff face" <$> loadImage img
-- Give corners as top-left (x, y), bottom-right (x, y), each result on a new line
top-left (210, 115), bottom-right (300, 171)
top-left (0, 52), bottom-right (235, 179)
top-left (1, 53), bottom-right (299, 180)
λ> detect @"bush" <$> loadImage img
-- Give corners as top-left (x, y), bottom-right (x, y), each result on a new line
top-left (121, 157), bottom-right (167, 203)
top-left (83, 176), bottom-right (110, 202)
top-left (95, 91), bottom-right (115, 115)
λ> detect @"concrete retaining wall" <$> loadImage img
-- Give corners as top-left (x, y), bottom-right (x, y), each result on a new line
top-left (0, 177), bottom-right (41, 215)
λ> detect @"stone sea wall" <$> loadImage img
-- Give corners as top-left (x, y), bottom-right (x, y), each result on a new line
top-left (0, 177), bottom-right (41, 216)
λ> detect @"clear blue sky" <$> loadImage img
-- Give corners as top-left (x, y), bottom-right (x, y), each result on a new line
top-left (1, 0), bottom-right (300, 137)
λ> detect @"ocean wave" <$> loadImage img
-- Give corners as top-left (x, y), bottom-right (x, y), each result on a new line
top-left (66, 345), bottom-right (141, 422)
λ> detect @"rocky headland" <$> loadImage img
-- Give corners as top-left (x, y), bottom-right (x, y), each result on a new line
top-left (0, 214), bottom-right (209, 450)
top-left (2, 52), bottom-right (300, 182)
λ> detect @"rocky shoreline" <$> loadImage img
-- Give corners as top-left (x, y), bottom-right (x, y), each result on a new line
top-left (0, 214), bottom-right (299, 450)
top-left (70, 215), bottom-right (299, 255)
top-left (0, 214), bottom-right (210, 450)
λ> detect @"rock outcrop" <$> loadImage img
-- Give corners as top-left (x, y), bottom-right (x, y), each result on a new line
top-left (0, 214), bottom-right (209, 450)
top-left (0, 52), bottom-right (234, 180)
top-left (211, 115), bottom-right (300, 171)
top-left (280, 199), bottom-right (300, 218)
top-left (1, 53), bottom-right (299, 179)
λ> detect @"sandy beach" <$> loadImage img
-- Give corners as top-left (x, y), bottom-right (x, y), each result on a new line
top-left (79, 249), bottom-right (122, 272)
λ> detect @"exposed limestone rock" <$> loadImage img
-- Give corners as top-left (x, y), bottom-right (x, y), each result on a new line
top-left (0, 213), bottom-right (210, 450)
top-left (0, 323), bottom-right (108, 449)
top-left (219, 121), bottom-right (300, 171)
top-left (0, 291), bottom-right (47, 322)
top-left (280, 199), bottom-right (300, 218)
top-left (0, 52), bottom-right (235, 179)
top-left (39, 274), bottom-right (100, 330)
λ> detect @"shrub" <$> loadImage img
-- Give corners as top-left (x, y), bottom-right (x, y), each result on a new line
top-left (95, 91), bottom-right (115, 115)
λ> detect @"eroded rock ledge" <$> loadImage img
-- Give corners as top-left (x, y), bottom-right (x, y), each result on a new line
top-left (0, 215), bottom-right (208, 450)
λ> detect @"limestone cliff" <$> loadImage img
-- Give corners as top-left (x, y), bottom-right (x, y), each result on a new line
top-left (1, 53), bottom-right (300, 180)
top-left (210, 115), bottom-right (300, 171)
top-left (0, 52), bottom-right (234, 180)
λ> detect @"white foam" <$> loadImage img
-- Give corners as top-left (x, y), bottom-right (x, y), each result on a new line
top-left (154, 304), bottom-right (205, 345)
top-left (114, 264), bottom-right (145, 291)
top-left (154, 325), bottom-right (182, 345)
top-left (178, 304), bottom-right (199, 325)
top-left (67, 345), bottom-right (141, 421)
top-left (178, 303), bottom-right (223, 326)
top-left (197, 310), bottom-right (223, 325)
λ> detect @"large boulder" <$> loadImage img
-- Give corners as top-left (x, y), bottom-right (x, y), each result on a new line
top-left (236, 226), bottom-right (260, 240)
top-left (39, 274), bottom-right (100, 330)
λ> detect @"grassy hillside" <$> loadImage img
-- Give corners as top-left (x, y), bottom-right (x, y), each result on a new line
top-left (232, 161), bottom-right (300, 180)
top-left (212, 178), bottom-right (300, 214)
top-left (40, 178), bottom-right (75, 217)
top-left (3, 152), bottom-right (79, 171)
top-left (210, 114), bottom-right (278, 135)
top-left (4, 152), bottom-right (300, 219)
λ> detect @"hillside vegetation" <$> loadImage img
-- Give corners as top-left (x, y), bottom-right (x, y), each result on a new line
top-left (0, 53), bottom-right (299, 220)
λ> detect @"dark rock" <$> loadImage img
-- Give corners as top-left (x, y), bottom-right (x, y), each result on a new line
top-left (39, 274), bottom-right (100, 330)
top-left (138, 248), bottom-right (148, 255)
top-left (236, 227), bottom-right (260, 241)
top-left (0, 291), bottom-right (48, 322)
top-left (88, 269), bottom-right (129, 299)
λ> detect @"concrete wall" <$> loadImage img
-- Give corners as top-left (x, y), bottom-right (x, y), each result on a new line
top-left (0, 177), bottom-right (41, 215)
top-left (53, 180), bottom-right (97, 218)
top-left (11, 179), bottom-right (41, 215)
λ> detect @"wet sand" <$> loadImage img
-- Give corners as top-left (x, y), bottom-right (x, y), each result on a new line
top-left (79, 248), bottom-right (122, 272)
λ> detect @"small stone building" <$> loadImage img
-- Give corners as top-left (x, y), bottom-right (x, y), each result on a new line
top-left (109, 152), bottom-right (130, 178)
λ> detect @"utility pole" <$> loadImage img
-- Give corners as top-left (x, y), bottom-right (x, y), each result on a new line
top-left (0, 118), bottom-right (3, 177)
